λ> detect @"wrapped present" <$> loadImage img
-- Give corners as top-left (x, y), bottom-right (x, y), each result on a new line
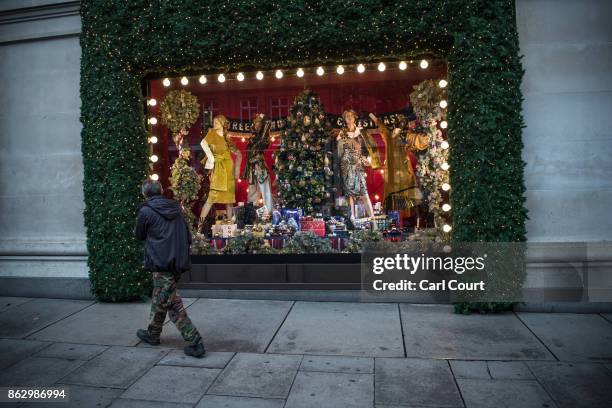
top-left (388, 211), bottom-right (402, 229)
top-left (210, 237), bottom-right (228, 250)
top-left (252, 224), bottom-right (266, 238)
top-left (211, 223), bottom-right (237, 238)
top-left (282, 208), bottom-right (302, 226)
top-left (301, 219), bottom-right (325, 237)
top-left (374, 215), bottom-right (390, 231)
top-left (328, 236), bottom-right (349, 251)
top-left (272, 209), bottom-right (282, 225)
top-left (383, 227), bottom-right (403, 242)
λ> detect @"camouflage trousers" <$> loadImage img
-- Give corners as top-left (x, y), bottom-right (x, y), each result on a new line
top-left (148, 272), bottom-right (201, 344)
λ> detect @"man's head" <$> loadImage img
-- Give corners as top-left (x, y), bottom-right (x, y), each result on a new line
top-left (141, 179), bottom-right (163, 198)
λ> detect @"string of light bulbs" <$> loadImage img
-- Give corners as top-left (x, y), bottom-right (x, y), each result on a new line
top-left (159, 59), bottom-right (435, 87)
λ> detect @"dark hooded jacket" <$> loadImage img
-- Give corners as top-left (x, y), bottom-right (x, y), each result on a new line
top-left (134, 195), bottom-right (192, 278)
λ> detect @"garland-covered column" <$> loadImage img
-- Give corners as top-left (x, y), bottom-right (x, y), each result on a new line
top-left (80, 25), bottom-right (151, 301)
top-left (446, 0), bottom-right (527, 243)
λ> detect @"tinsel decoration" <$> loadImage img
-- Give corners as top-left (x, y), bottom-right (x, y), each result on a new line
top-left (169, 147), bottom-right (202, 230)
top-left (274, 88), bottom-right (331, 214)
top-left (159, 90), bottom-right (200, 148)
top-left (282, 231), bottom-right (334, 254)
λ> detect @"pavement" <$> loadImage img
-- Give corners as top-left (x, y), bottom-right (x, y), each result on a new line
top-left (0, 296), bottom-right (611, 407)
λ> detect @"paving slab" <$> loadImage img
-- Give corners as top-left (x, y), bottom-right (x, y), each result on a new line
top-left (196, 395), bottom-right (285, 408)
top-left (208, 352), bottom-right (301, 398)
top-left (0, 356), bottom-right (85, 387)
top-left (33, 342), bottom-right (109, 360)
top-left (27, 302), bottom-right (153, 346)
top-left (601, 313), bottom-right (612, 323)
top-left (449, 360), bottom-right (490, 379)
top-left (21, 385), bottom-right (123, 408)
top-left (487, 361), bottom-right (534, 380)
top-left (110, 399), bottom-right (192, 408)
top-left (0, 338), bottom-right (50, 369)
top-left (285, 371), bottom-right (373, 408)
top-left (517, 313), bottom-right (612, 361)
top-left (0, 297), bottom-right (32, 313)
top-left (374, 358), bottom-right (463, 407)
top-left (121, 365), bottom-right (220, 404)
top-left (268, 302), bottom-right (404, 357)
top-left (146, 298), bottom-right (293, 351)
top-left (400, 304), bottom-right (554, 360)
top-left (158, 350), bottom-right (235, 368)
top-left (299, 355), bottom-right (374, 374)
top-left (61, 346), bottom-right (168, 388)
top-left (457, 379), bottom-right (555, 408)
top-left (0, 298), bottom-right (94, 339)
top-left (528, 361), bottom-right (612, 408)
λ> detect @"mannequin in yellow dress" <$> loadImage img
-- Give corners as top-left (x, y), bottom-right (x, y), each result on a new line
top-left (369, 113), bottom-right (429, 212)
top-left (197, 115), bottom-right (242, 233)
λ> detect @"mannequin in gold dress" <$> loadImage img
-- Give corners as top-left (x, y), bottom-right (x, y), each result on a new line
top-left (197, 115), bottom-right (242, 233)
top-left (369, 113), bottom-right (429, 212)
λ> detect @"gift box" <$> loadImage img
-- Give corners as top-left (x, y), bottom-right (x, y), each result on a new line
top-left (328, 236), bottom-right (349, 251)
top-left (300, 219), bottom-right (325, 237)
top-left (211, 223), bottom-right (237, 238)
top-left (388, 211), bottom-right (402, 229)
top-left (383, 227), bottom-right (403, 242)
top-left (282, 208), bottom-right (303, 227)
top-left (210, 237), bottom-right (229, 250)
top-left (374, 215), bottom-right (390, 231)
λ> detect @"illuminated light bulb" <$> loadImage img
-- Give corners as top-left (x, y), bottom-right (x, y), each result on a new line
top-left (241, 136), bottom-right (246, 142)
top-left (259, 198), bottom-right (263, 204)
top-left (237, 72), bottom-right (245, 81)
top-left (380, 169), bottom-right (384, 174)
top-left (149, 155), bottom-right (159, 163)
top-left (441, 140), bottom-right (449, 149)
top-left (399, 61), bottom-right (408, 70)
top-left (420, 59), bottom-right (429, 69)
top-left (296, 68), bottom-right (304, 77)
top-left (218, 74), bottom-right (226, 83)
top-left (442, 204), bottom-right (451, 212)
top-left (374, 194), bottom-right (380, 201)
top-left (377, 62), bottom-right (386, 72)
top-left (275, 70), bottom-right (283, 79)
top-left (439, 79), bottom-right (448, 88)
top-left (149, 136), bottom-right (158, 144)
top-left (441, 162), bottom-right (450, 171)
top-left (148, 117), bottom-right (157, 125)
top-left (442, 183), bottom-right (451, 191)
top-left (316, 66), bottom-right (325, 76)
top-left (443, 224), bottom-right (452, 233)
top-left (357, 64), bottom-right (366, 73)
top-left (336, 65), bottom-right (345, 75)
top-left (256, 71), bottom-right (264, 80)
top-left (180, 76), bottom-right (189, 85)
top-left (162, 78), bottom-right (171, 87)
top-left (148, 98), bottom-right (157, 106)
top-left (150, 174), bottom-right (159, 181)
top-left (271, 136), bottom-right (276, 142)
top-left (199, 75), bottom-right (207, 84)
top-left (439, 100), bottom-right (448, 109)
top-left (238, 178), bottom-right (242, 183)
top-left (440, 121), bottom-right (448, 129)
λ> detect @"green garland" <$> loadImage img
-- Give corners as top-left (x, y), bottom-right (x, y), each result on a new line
top-left (80, 0), bottom-right (526, 302)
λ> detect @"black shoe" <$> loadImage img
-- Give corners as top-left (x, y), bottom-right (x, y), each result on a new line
top-left (137, 328), bottom-right (160, 345)
top-left (184, 339), bottom-right (206, 358)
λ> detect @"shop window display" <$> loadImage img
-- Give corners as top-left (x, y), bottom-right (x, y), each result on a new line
top-left (146, 61), bottom-right (451, 254)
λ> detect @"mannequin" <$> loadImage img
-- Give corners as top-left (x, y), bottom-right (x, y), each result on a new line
top-left (370, 113), bottom-right (429, 212)
top-left (243, 113), bottom-right (273, 211)
top-left (336, 109), bottom-right (381, 223)
top-left (197, 115), bottom-right (242, 234)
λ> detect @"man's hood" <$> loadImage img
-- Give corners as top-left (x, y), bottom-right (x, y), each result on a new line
top-left (144, 195), bottom-right (181, 220)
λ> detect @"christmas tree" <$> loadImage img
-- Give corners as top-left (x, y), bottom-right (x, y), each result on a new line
top-left (169, 147), bottom-right (202, 231)
top-left (274, 88), bottom-right (331, 214)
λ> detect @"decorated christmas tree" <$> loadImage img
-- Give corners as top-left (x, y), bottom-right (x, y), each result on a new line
top-left (169, 147), bottom-right (202, 231)
top-left (274, 88), bottom-right (331, 214)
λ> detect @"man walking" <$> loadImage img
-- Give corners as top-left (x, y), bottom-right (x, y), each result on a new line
top-left (134, 180), bottom-right (206, 358)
